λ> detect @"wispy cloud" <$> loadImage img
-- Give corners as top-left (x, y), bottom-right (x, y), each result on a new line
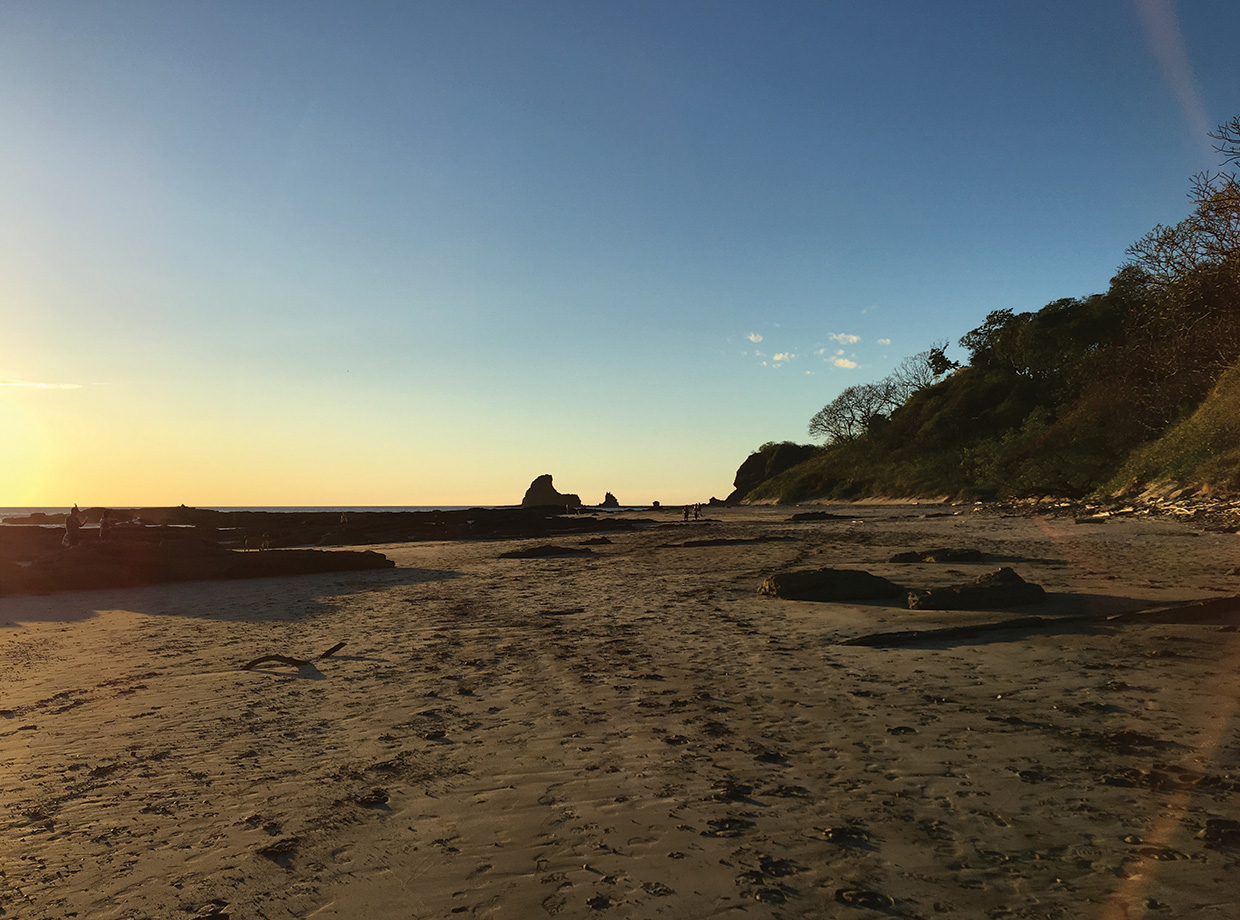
top-left (831, 357), bottom-right (858, 369)
top-left (747, 332), bottom-right (763, 343)
top-left (877, 338), bottom-right (891, 346)
top-left (0, 378), bottom-right (82, 390)
top-left (772, 352), bottom-right (793, 362)
top-left (1133, 0), bottom-right (1214, 163)
top-left (828, 332), bottom-right (860, 345)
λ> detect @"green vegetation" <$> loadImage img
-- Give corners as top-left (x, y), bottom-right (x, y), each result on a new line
top-left (1108, 360), bottom-right (1240, 496)
top-left (735, 116), bottom-right (1240, 504)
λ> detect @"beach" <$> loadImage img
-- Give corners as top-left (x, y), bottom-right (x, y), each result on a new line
top-left (3, 504), bottom-right (1240, 919)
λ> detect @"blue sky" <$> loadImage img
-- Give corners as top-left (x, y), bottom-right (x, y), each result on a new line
top-left (2, 1), bottom-right (1238, 506)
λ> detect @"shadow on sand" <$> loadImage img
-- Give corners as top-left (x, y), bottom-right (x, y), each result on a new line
top-left (840, 592), bottom-right (1240, 649)
top-left (0, 566), bottom-right (461, 628)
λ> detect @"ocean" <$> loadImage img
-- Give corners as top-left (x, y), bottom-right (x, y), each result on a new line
top-left (0, 505), bottom-right (499, 523)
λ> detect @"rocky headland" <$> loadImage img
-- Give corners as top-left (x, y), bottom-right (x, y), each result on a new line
top-left (0, 504), bottom-right (655, 596)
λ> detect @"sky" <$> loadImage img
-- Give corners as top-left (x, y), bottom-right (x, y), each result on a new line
top-left (2, 1), bottom-right (1238, 507)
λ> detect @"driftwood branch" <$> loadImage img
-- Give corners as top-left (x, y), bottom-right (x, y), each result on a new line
top-left (242, 642), bottom-right (346, 670)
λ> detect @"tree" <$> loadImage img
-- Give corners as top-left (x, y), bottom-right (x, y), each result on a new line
top-left (1120, 116), bottom-right (1240, 427)
top-left (888, 344), bottom-right (956, 403)
top-left (926, 344), bottom-right (960, 377)
top-left (808, 346), bottom-right (957, 446)
top-left (959, 309), bottom-right (1027, 371)
top-left (1125, 172), bottom-right (1240, 287)
top-left (1211, 114), bottom-right (1240, 169)
top-left (808, 383), bottom-right (892, 443)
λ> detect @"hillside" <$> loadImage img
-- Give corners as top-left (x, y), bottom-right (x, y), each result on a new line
top-left (1108, 359), bottom-right (1240, 498)
top-left (731, 118), bottom-right (1240, 506)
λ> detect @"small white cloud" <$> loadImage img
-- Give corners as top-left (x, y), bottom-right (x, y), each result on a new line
top-left (877, 338), bottom-right (891, 345)
top-left (747, 332), bottom-right (763, 343)
top-left (0, 378), bottom-right (82, 389)
top-left (814, 347), bottom-right (826, 356)
top-left (835, 349), bottom-right (845, 356)
top-left (772, 352), bottom-right (793, 362)
top-left (831, 357), bottom-right (858, 369)
top-left (829, 332), bottom-right (860, 345)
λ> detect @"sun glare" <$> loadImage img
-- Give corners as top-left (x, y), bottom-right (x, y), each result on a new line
top-left (0, 399), bottom-right (50, 504)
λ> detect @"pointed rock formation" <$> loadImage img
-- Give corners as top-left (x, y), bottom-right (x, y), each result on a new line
top-left (521, 474), bottom-right (581, 508)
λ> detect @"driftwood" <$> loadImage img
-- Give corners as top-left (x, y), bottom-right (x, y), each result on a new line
top-left (242, 642), bottom-right (346, 670)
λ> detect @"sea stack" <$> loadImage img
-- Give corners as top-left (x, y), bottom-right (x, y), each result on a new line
top-left (521, 474), bottom-right (582, 508)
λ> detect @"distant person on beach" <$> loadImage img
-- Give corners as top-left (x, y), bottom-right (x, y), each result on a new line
top-left (99, 509), bottom-right (112, 542)
top-left (694, 503), bottom-right (701, 521)
top-left (63, 504), bottom-right (82, 547)
top-left (683, 505), bottom-right (690, 522)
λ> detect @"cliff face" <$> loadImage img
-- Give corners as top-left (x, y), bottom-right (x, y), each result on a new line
top-left (727, 442), bottom-right (820, 503)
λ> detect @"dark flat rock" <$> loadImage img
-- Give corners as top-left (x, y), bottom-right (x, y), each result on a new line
top-left (4, 506), bottom-right (653, 552)
top-left (889, 547), bottom-right (987, 563)
top-left (0, 542), bottom-right (393, 596)
top-left (907, 567), bottom-right (1045, 610)
top-left (500, 545), bottom-right (595, 559)
top-left (758, 567), bottom-right (904, 602)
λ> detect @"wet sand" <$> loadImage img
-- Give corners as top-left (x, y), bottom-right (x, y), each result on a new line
top-left (3, 505), bottom-right (1240, 919)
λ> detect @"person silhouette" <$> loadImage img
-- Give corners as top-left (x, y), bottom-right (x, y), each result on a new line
top-left (63, 504), bottom-right (83, 547)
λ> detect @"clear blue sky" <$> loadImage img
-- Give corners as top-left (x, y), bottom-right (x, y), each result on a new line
top-left (2, 1), bottom-right (1237, 506)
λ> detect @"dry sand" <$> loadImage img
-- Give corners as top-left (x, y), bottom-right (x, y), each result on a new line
top-left (3, 505), bottom-right (1240, 919)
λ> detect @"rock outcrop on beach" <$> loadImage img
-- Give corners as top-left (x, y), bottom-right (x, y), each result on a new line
top-left (0, 538), bottom-right (394, 595)
top-left (3, 506), bottom-right (647, 555)
top-left (599, 492), bottom-right (620, 508)
top-left (906, 566), bottom-right (1046, 610)
top-left (889, 547), bottom-right (987, 563)
top-left (521, 474), bottom-right (581, 508)
top-left (757, 567), bottom-right (904, 602)
top-left (0, 505), bottom-right (657, 595)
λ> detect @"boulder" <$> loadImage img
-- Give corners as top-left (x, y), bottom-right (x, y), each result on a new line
top-left (599, 492), bottom-right (620, 508)
top-left (521, 474), bottom-right (581, 508)
top-left (758, 567), bottom-right (904, 602)
top-left (907, 567), bottom-right (1046, 610)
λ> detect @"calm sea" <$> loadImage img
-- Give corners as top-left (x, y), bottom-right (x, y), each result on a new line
top-left (0, 506), bottom-right (499, 523)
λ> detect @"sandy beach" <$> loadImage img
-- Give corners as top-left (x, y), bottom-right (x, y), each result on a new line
top-left (3, 505), bottom-right (1240, 919)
